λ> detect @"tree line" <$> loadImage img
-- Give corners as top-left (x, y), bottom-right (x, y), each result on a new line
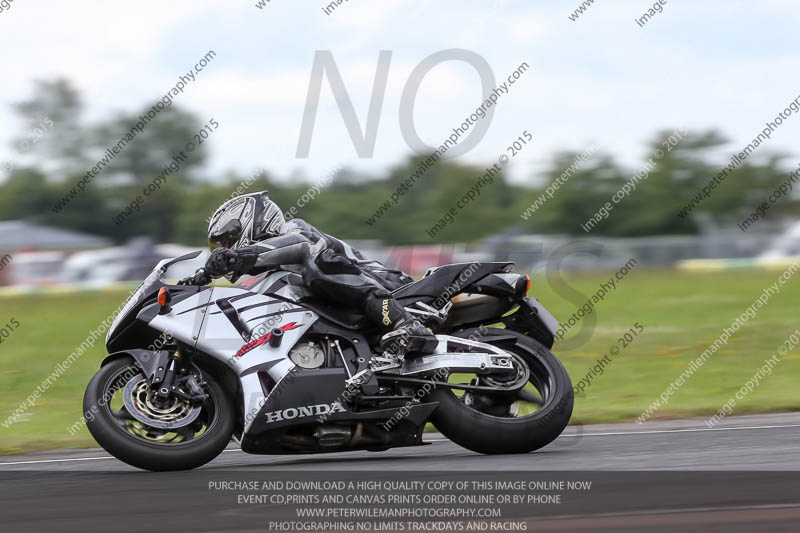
top-left (1, 78), bottom-right (797, 246)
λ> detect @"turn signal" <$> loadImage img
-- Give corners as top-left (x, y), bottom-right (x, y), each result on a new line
top-left (525, 275), bottom-right (531, 295)
top-left (157, 287), bottom-right (171, 314)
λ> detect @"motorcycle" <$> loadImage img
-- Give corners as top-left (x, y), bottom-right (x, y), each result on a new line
top-left (84, 251), bottom-right (573, 471)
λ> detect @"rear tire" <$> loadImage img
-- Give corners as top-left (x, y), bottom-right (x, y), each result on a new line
top-left (84, 357), bottom-right (234, 471)
top-left (430, 328), bottom-right (573, 454)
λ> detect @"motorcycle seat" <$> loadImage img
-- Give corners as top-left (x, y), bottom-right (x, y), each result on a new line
top-left (392, 262), bottom-right (513, 303)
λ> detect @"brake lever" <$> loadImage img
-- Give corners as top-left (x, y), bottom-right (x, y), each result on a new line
top-left (178, 268), bottom-right (208, 286)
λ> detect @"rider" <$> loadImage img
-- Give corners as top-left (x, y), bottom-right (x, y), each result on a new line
top-left (181, 191), bottom-right (432, 352)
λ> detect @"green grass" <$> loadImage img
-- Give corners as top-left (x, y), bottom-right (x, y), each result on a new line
top-left (1, 267), bottom-right (798, 454)
top-left (533, 267), bottom-right (800, 424)
top-left (0, 286), bottom-right (136, 454)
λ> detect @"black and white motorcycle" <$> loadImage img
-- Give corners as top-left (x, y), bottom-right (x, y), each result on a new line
top-left (84, 251), bottom-right (573, 471)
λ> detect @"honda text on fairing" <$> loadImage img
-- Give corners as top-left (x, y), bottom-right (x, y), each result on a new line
top-left (83, 251), bottom-right (573, 471)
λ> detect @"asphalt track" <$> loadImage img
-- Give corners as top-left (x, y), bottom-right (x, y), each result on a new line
top-left (1, 413), bottom-right (799, 532)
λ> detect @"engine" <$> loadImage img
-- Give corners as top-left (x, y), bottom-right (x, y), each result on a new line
top-left (288, 341), bottom-right (326, 369)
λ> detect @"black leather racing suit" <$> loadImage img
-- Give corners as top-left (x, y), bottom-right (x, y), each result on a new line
top-left (231, 219), bottom-right (413, 331)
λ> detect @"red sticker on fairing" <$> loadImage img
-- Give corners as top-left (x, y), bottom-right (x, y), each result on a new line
top-left (237, 272), bottom-right (268, 290)
top-left (235, 322), bottom-right (303, 357)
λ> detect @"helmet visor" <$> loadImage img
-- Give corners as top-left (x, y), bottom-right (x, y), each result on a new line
top-left (208, 198), bottom-right (248, 250)
top-left (208, 219), bottom-right (242, 251)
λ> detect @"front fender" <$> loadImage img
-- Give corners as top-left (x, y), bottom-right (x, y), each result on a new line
top-left (101, 349), bottom-right (171, 385)
top-left (102, 349), bottom-right (246, 440)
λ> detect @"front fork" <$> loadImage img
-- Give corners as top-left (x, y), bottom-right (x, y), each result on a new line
top-left (155, 346), bottom-right (210, 404)
top-left (154, 358), bottom-right (178, 402)
top-left (103, 339), bottom-right (208, 405)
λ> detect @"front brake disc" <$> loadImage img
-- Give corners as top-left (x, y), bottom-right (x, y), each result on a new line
top-left (122, 375), bottom-right (202, 430)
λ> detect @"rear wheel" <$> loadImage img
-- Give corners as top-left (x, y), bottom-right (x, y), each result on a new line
top-left (430, 328), bottom-right (573, 454)
top-left (84, 357), bottom-right (234, 471)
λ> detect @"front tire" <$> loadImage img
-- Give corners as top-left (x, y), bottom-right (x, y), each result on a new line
top-left (84, 357), bottom-right (234, 471)
top-left (430, 328), bottom-right (573, 454)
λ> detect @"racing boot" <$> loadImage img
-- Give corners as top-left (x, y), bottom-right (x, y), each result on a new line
top-left (364, 291), bottom-right (437, 357)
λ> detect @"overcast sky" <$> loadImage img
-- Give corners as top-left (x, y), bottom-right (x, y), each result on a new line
top-left (1, 0), bottom-right (799, 186)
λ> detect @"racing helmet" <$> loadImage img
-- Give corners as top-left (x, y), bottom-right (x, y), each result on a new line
top-left (207, 191), bottom-right (285, 250)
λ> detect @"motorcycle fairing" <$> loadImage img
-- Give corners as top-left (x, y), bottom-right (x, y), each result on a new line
top-left (142, 289), bottom-right (214, 349)
top-left (241, 366), bottom-right (438, 453)
top-left (144, 273), bottom-right (318, 434)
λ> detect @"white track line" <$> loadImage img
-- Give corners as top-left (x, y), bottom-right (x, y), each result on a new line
top-left (0, 448), bottom-right (244, 466)
top-left (557, 423), bottom-right (800, 438)
top-left (0, 456), bottom-right (113, 466)
top-left (1, 423), bottom-right (798, 466)
top-left (539, 502), bottom-right (800, 521)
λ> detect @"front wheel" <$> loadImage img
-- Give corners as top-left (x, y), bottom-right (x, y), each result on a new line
top-left (430, 328), bottom-right (573, 454)
top-left (83, 357), bottom-right (234, 471)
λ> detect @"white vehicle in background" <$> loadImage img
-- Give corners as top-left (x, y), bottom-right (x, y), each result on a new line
top-left (61, 240), bottom-right (207, 287)
top-left (6, 251), bottom-right (65, 286)
top-left (2, 240), bottom-right (207, 288)
top-left (760, 221), bottom-right (800, 260)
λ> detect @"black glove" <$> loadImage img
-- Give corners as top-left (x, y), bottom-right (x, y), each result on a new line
top-left (177, 269), bottom-right (212, 286)
top-left (204, 248), bottom-right (242, 278)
